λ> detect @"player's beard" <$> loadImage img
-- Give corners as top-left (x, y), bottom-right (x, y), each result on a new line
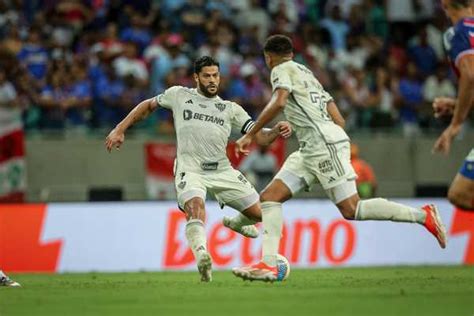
top-left (198, 80), bottom-right (218, 98)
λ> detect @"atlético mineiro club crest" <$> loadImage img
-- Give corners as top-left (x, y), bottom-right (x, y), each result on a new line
top-left (215, 103), bottom-right (226, 112)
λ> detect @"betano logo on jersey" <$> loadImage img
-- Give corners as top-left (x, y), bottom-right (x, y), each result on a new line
top-left (183, 109), bottom-right (225, 126)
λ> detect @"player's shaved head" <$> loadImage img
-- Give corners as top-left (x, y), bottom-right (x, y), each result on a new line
top-left (263, 35), bottom-right (293, 56)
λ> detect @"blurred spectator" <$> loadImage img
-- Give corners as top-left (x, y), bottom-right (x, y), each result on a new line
top-left (179, 0), bottom-right (208, 48)
top-left (408, 25), bottom-right (438, 76)
top-left (351, 143), bottom-right (377, 198)
top-left (320, 5), bottom-right (350, 51)
top-left (341, 66), bottom-right (376, 128)
top-left (422, 64), bottom-right (456, 103)
top-left (364, 0), bottom-right (388, 40)
top-left (421, 63), bottom-right (456, 128)
top-left (235, 0), bottom-right (271, 43)
top-left (120, 12), bottom-right (152, 54)
top-left (386, 0), bottom-right (416, 43)
top-left (17, 29), bottom-right (48, 81)
top-left (0, 69), bottom-right (19, 110)
top-left (55, 0), bottom-right (92, 31)
top-left (268, 0), bottom-right (298, 32)
top-left (67, 60), bottom-right (92, 127)
top-left (148, 33), bottom-right (190, 94)
top-left (0, 0), bottom-right (469, 135)
top-left (347, 4), bottom-right (366, 36)
top-left (325, 0), bottom-right (363, 19)
top-left (37, 71), bottom-right (69, 129)
top-left (396, 62), bottom-right (424, 136)
top-left (93, 65), bottom-right (126, 128)
top-left (370, 68), bottom-right (396, 129)
top-left (1, 25), bottom-right (23, 55)
top-left (120, 75), bottom-right (146, 121)
top-left (199, 22), bottom-right (238, 76)
top-left (113, 42), bottom-right (148, 87)
top-left (425, 13), bottom-right (448, 60)
top-left (92, 23), bottom-right (124, 61)
top-left (240, 144), bottom-right (278, 192)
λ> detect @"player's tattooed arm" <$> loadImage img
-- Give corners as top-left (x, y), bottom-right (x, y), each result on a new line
top-left (254, 121), bottom-right (292, 146)
top-left (327, 101), bottom-right (345, 129)
top-left (105, 97), bottom-right (158, 152)
top-left (433, 55), bottom-right (474, 155)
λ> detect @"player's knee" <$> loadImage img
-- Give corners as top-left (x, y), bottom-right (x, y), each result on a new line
top-left (185, 198), bottom-right (205, 219)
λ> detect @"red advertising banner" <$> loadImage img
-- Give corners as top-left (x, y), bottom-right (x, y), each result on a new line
top-left (0, 199), bottom-right (471, 273)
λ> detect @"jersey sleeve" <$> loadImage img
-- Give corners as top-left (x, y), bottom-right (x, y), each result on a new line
top-left (450, 21), bottom-right (474, 67)
top-left (231, 102), bottom-right (255, 134)
top-left (270, 65), bottom-right (293, 93)
top-left (155, 86), bottom-right (181, 110)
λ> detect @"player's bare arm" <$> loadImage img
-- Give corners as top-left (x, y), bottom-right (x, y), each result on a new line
top-left (327, 101), bottom-right (345, 129)
top-left (105, 97), bottom-right (159, 152)
top-left (433, 55), bottom-right (474, 155)
top-left (254, 121), bottom-right (292, 146)
top-left (235, 88), bottom-right (290, 156)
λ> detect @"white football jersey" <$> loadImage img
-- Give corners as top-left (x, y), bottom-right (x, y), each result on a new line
top-left (271, 60), bottom-right (349, 146)
top-left (156, 86), bottom-right (254, 173)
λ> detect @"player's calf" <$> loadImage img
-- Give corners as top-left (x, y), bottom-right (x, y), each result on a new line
top-left (335, 194), bottom-right (359, 220)
top-left (447, 175), bottom-right (474, 211)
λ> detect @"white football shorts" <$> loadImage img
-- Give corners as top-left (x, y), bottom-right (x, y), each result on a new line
top-left (274, 141), bottom-right (357, 203)
top-left (175, 167), bottom-right (259, 212)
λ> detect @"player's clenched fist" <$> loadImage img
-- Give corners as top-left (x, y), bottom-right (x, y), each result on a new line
top-left (432, 97), bottom-right (455, 118)
top-left (276, 121), bottom-right (292, 138)
top-left (105, 128), bottom-right (125, 152)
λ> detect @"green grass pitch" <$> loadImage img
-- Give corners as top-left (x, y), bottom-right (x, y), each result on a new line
top-left (1, 266), bottom-right (473, 316)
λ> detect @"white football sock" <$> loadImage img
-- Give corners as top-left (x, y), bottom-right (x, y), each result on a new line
top-left (261, 201), bottom-right (283, 267)
top-left (185, 219), bottom-right (208, 261)
top-left (227, 213), bottom-right (257, 229)
top-left (355, 198), bottom-right (426, 224)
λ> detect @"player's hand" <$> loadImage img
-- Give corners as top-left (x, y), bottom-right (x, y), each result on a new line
top-left (432, 124), bottom-right (461, 155)
top-left (277, 121), bottom-right (292, 138)
top-left (433, 97), bottom-right (455, 118)
top-left (105, 128), bottom-right (125, 152)
top-left (235, 134), bottom-right (253, 158)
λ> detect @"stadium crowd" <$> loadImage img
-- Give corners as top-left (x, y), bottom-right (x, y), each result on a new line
top-left (0, 0), bottom-right (469, 135)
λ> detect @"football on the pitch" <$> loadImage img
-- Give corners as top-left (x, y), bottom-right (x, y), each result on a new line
top-left (276, 254), bottom-right (290, 281)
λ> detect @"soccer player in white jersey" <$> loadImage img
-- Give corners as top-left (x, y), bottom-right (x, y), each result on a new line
top-left (0, 270), bottom-right (20, 287)
top-left (105, 56), bottom-right (291, 282)
top-left (432, 0), bottom-right (474, 210)
top-left (232, 35), bottom-right (447, 282)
